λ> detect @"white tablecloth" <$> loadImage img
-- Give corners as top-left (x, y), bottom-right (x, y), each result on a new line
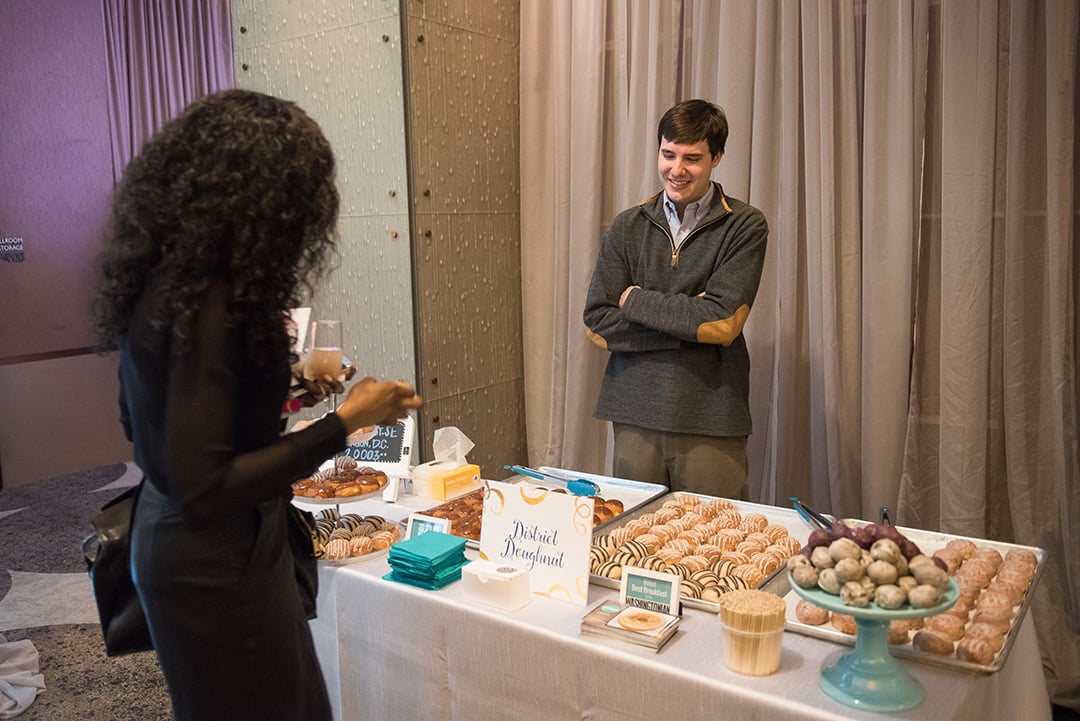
top-left (300, 496), bottom-right (1053, 721)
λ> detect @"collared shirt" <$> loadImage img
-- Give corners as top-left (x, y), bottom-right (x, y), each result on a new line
top-left (663, 182), bottom-right (716, 252)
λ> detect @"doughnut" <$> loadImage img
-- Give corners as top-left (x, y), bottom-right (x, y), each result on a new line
top-left (604, 499), bottom-right (625, 515)
top-left (964, 622), bottom-right (1006, 652)
top-left (975, 590), bottom-right (1014, 617)
top-left (986, 578), bottom-right (1024, 606)
top-left (956, 558), bottom-right (996, 587)
top-left (996, 565), bottom-right (1034, 591)
top-left (956, 637), bottom-right (997, 665)
top-left (912, 629), bottom-right (955, 655)
top-left (971, 606), bottom-right (1013, 631)
top-left (291, 481), bottom-right (320, 498)
top-left (943, 596), bottom-right (974, 621)
top-left (923, 613), bottom-right (967, 642)
top-left (795, 599), bottom-right (829, 625)
top-left (831, 613), bottom-right (857, 635)
top-left (888, 621), bottom-right (912, 645)
top-left (891, 618), bottom-right (923, 635)
top-left (333, 481), bottom-right (364, 497)
top-left (970, 547), bottom-right (1004, 570)
top-left (944, 538), bottom-right (977, 560)
top-left (1004, 548), bottom-right (1038, 571)
top-left (932, 548), bottom-right (962, 574)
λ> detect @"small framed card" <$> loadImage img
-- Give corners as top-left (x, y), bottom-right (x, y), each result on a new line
top-left (406, 513), bottom-right (452, 539)
top-left (619, 566), bottom-right (681, 616)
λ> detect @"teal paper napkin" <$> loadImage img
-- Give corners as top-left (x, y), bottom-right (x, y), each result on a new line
top-left (382, 566), bottom-right (465, 590)
top-left (384, 531), bottom-right (469, 590)
top-left (388, 531), bottom-right (467, 568)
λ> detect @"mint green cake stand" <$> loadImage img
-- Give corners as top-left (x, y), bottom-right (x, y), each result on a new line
top-left (790, 575), bottom-right (958, 713)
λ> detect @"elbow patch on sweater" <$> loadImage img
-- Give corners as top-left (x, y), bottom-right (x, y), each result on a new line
top-left (584, 324), bottom-right (609, 350)
top-left (696, 304), bottom-right (750, 346)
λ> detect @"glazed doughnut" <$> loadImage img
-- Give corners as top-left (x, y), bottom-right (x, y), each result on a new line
top-left (944, 538), bottom-right (977, 560)
top-left (795, 599), bottom-right (829, 625)
top-left (604, 498), bottom-right (625, 515)
top-left (971, 606), bottom-right (1013, 632)
top-left (943, 595), bottom-right (974, 621)
top-left (357, 467), bottom-right (388, 489)
top-left (923, 613), bottom-right (967, 642)
top-left (956, 558), bottom-right (996, 587)
top-left (333, 481), bottom-right (364, 497)
top-left (996, 565), bottom-right (1034, 592)
top-left (888, 621), bottom-right (912, 645)
top-left (912, 629), bottom-right (955, 656)
top-left (1004, 548), bottom-right (1038, 571)
top-left (956, 637), bottom-right (997, 665)
top-left (970, 547), bottom-right (1004, 570)
top-left (291, 481), bottom-right (320, 498)
top-left (986, 578), bottom-right (1024, 606)
top-left (892, 618), bottom-right (923, 635)
top-left (355, 479), bottom-right (379, 494)
top-left (932, 548), bottom-right (962, 574)
top-left (964, 622), bottom-right (1006, 652)
top-left (831, 613), bottom-right (857, 635)
top-left (975, 590), bottom-right (1014, 617)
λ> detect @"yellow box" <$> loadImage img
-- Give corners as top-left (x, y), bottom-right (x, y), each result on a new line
top-left (411, 461), bottom-right (482, 500)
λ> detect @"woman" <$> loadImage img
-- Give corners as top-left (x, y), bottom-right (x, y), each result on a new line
top-left (93, 89), bottom-right (421, 720)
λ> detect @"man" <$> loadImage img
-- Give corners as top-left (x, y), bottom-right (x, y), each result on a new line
top-left (583, 99), bottom-right (768, 499)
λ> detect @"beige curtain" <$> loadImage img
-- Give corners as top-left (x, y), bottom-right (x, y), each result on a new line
top-left (520, 0), bottom-right (1078, 706)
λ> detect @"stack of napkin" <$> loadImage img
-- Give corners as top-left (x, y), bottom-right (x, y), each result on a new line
top-left (383, 531), bottom-right (469, 590)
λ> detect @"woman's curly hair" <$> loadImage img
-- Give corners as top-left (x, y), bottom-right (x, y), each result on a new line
top-left (93, 89), bottom-right (340, 371)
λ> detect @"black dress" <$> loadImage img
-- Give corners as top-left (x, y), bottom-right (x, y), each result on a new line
top-left (122, 279), bottom-right (344, 721)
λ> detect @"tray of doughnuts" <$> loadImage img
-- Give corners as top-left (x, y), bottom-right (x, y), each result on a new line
top-left (417, 470), bottom-right (667, 547)
top-left (309, 507), bottom-right (405, 564)
top-left (782, 522), bottom-right (1046, 675)
top-left (292, 455), bottom-right (390, 503)
top-left (588, 492), bottom-right (808, 613)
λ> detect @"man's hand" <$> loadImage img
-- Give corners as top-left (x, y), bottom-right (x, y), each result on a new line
top-left (619, 285), bottom-right (641, 307)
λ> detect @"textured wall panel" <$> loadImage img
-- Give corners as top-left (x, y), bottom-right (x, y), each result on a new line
top-left (233, 3), bottom-right (417, 433)
top-left (419, 378), bottom-right (527, 479)
top-left (232, 0), bottom-right (400, 50)
top-left (406, 3), bottom-right (524, 476)
top-left (405, 0), bottom-right (518, 39)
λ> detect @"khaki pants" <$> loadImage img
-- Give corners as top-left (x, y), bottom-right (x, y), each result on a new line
top-left (612, 423), bottom-right (749, 500)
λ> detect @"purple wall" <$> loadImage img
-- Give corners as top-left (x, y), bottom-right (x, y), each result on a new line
top-left (0, 0), bottom-right (115, 360)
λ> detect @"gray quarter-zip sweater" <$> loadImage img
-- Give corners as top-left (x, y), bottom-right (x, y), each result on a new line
top-left (583, 182), bottom-right (768, 437)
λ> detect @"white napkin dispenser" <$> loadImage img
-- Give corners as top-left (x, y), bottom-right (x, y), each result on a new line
top-left (461, 560), bottom-right (531, 611)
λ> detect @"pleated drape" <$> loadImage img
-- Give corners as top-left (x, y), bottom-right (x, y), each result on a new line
top-left (101, 0), bottom-right (234, 182)
top-left (520, 0), bottom-right (1079, 704)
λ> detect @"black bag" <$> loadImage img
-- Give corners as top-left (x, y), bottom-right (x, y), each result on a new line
top-left (287, 503), bottom-right (321, 620)
top-left (82, 483), bottom-right (153, 656)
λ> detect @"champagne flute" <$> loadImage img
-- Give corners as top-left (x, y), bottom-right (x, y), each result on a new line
top-left (308, 319), bottom-right (344, 411)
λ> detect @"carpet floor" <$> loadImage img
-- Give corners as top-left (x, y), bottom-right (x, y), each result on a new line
top-left (0, 462), bottom-right (171, 720)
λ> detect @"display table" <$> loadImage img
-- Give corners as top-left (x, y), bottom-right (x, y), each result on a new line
top-left (297, 496), bottom-right (1053, 721)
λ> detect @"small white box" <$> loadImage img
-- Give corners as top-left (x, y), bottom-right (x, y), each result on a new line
top-left (461, 560), bottom-right (532, 611)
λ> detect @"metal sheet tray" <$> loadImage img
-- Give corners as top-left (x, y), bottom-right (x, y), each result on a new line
top-left (781, 521), bottom-right (1046, 675)
top-left (588, 491), bottom-right (812, 613)
top-left (417, 470), bottom-right (668, 550)
top-left (536, 467), bottom-right (669, 532)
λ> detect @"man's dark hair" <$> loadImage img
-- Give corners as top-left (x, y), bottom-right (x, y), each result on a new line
top-left (657, 99), bottom-right (728, 156)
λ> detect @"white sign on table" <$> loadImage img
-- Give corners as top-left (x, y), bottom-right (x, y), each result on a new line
top-left (478, 480), bottom-right (594, 605)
